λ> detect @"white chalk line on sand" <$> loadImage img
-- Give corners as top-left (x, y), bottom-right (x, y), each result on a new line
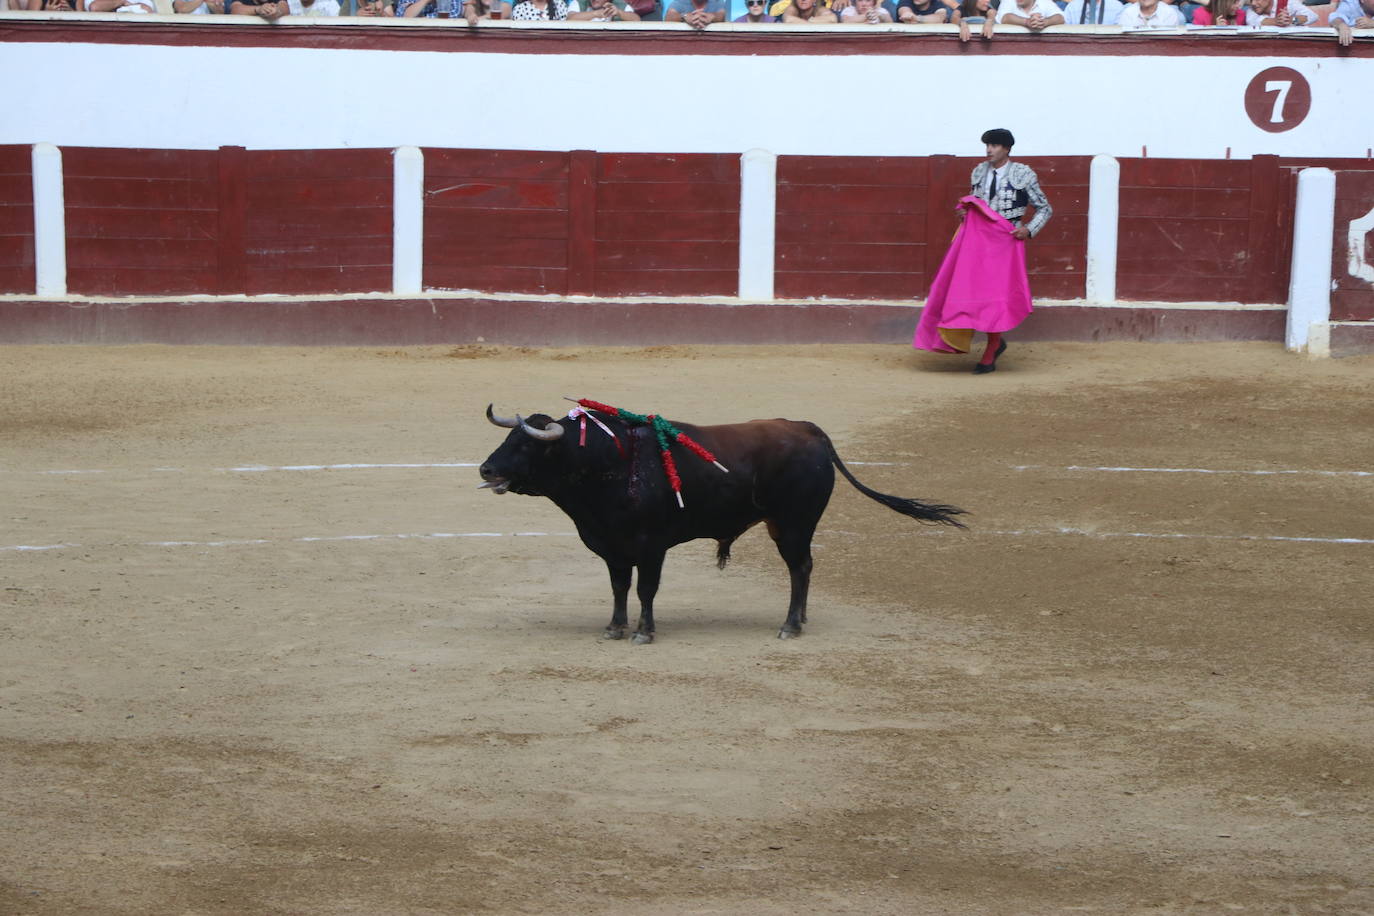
top-left (6, 526), bottom-right (1374, 555)
top-left (10, 460), bottom-right (907, 477)
top-left (986, 526), bottom-right (1374, 546)
top-left (1015, 464), bottom-right (1373, 478)
top-left (13, 461), bottom-right (1369, 478)
top-left (23, 462), bottom-right (482, 476)
top-left (0, 531), bottom-right (579, 553)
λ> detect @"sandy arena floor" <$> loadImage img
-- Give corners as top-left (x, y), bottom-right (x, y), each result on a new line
top-left (2, 341), bottom-right (1372, 915)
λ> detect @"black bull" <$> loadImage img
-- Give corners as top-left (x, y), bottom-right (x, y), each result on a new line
top-left (479, 406), bottom-right (966, 643)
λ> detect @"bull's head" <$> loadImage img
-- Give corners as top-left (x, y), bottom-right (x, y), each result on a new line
top-left (479, 404), bottom-right (567, 496)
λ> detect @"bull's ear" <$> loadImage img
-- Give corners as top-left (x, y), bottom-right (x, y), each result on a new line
top-left (518, 415), bottom-right (564, 441)
top-left (486, 404), bottom-right (519, 428)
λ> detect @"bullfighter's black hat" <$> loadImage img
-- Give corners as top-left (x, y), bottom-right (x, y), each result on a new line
top-left (980, 128), bottom-right (1015, 148)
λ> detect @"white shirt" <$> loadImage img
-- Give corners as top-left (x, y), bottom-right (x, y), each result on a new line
top-left (1242, 1), bottom-right (1317, 23)
top-left (1117, 1), bottom-right (1183, 26)
top-left (840, 4), bottom-right (893, 19)
top-left (288, 0), bottom-right (341, 13)
top-left (1063, 0), bottom-right (1123, 23)
top-left (983, 162), bottom-right (1010, 198)
top-left (996, 0), bottom-right (1063, 21)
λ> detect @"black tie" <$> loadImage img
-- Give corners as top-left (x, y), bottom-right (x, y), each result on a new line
top-left (989, 172), bottom-right (997, 202)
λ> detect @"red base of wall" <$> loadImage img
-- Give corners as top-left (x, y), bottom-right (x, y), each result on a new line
top-left (1330, 323), bottom-right (1374, 358)
top-left (0, 297), bottom-right (1288, 347)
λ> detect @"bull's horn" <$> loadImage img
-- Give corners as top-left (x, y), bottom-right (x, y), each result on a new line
top-left (486, 404), bottom-right (519, 428)
top-left (517, 414), bottom-right (565, 441)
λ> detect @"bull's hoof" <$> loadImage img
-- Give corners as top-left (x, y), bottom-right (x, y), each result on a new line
top-left (778, 626), bottom-right (803, 640)
top-left (631, 631), bottom-right (655, 646)
top-left (603, 625), bottom-right (628, 640)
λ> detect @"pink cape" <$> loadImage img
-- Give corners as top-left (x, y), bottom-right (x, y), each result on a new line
top-left (912, 195), bottom-right (1033, 353)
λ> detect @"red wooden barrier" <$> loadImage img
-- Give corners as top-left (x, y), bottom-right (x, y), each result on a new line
top-left (592, 153), bottom-right (739, 298)
top-left (62, 147), bottom-right (219, 296)
top-left (241, 148), bottom-right (393, 295)
top-left (1332, 171), bottom-right (1374, 321)
top-left (218, 145), bottom-right (247, 295)
top-left (422, 148), bottom-right (570, 296)
top-left (1017, 156), bottom-right (1090, 301)
top-left (420, 149), bottom-right (739, 298)
top-left (34, 146), bottom-right (1374, 308)
top-left (776, 155), bottom-right (929, 301)
top-left (1117, 158), bottom-right (1261, 304)
top-left (0, 144), bottom-right (34, 295)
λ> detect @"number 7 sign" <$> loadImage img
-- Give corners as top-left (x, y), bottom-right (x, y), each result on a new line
top-left (1245, 67), bottom-right (1312, 133)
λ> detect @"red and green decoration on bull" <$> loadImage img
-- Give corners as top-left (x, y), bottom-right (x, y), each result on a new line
top-left (566, 397), bottom-right (728, 508)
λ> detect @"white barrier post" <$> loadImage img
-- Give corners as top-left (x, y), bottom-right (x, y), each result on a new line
top-left (739, 148), bottom-right (776, 301)
top-left (32, 143), bottom-right (66, 297)
top-left (1086, 154), bottom-right (1119, 304)
top-left (393, 145), bottom-right (424, 296)
top-left (1286, 167), bottom-right (1336, 355)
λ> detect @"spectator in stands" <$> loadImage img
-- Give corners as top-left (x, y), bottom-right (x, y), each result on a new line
top-left (231, 0), bottom-right (289, 17)
top-left (86, 0), bottom-right (156, 9)
top-left (897, 0), bottom-right (948, 20)
top-left (1204, 0), bottom-right (1252, 23)
top-left (955, 0), bottom-right (995, 38)
top-left (734, 0), bottom-right (776, 18)
top-left (1242, 0), bottom-right (1316, 24)
top-left (27, 0), bottom-right (85, 8)
top-left (462, 0), bottom-right (508, 16)
top-left (770, 0), bottom-right (840, 16)
top-left (290, 0), bottom-right (340, 13)
top-left (842, 0), bottom-right (892, 20)
top-left (175, 0), bottom-right (225, 12)
top-left (1190, 0), bottom-right (1238, 24)
top-left (398, 0), bottom-right (454, 14)
top-left (355, 0), bottom-right (395, 13)
top-left (569, 0), bottom-right (639, 17)
top-left (1174, 0), bottom-right (1205, 23)
top-left (1116, 0), bottom-right (1182, 25)
top-left (665, 0), bottom-right (725, 25)
top-left (781, 0), bottom-right (837, 18)
top-left (1063, 0), bottom-right (1121, 23)
top-left (995, 0), bottom-right (1061, 27)
top-left (1332, 0), bottom-right (1374, 44)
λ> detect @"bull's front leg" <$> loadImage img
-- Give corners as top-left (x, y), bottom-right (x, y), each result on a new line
top-left (604, 563), bottom-right (632, 640)
top-left (631, 552), bottom-right (666, 645)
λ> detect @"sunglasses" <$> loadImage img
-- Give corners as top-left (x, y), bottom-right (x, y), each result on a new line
top-left (747, 1), bottom-right (763, 5)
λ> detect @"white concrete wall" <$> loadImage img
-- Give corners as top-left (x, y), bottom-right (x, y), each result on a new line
top-left (2, 32), bottom-right (1370, 158)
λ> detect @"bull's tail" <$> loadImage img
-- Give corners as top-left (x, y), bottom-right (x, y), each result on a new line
top-left (824, 433), bottom-right (968, 529)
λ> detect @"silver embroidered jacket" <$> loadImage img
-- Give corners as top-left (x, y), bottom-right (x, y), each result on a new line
top-left (970, 160), bottom-right (1053, 238)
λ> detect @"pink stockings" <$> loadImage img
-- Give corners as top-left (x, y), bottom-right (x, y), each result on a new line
top-left (978, 332), bottom-right (1003, 366)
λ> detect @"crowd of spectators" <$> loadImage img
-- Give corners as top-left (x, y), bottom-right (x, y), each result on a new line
top-left (6, 0), bottom-right (1370, 42)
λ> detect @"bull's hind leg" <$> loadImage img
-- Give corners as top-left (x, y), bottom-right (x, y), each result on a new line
top-left (604, 563), bottom-right (632, 640)
top-left (631, 551), bottom-right (666, 645)
top-left (766, 521), bottom-right (816, 639)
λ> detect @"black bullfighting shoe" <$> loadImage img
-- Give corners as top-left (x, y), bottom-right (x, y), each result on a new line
top-left (973, 338), bottom-right (1008, 375)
